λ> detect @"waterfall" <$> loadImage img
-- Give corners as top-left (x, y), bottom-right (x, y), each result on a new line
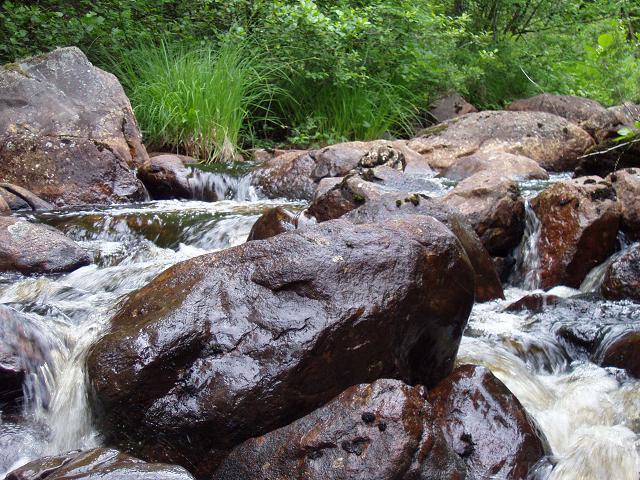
top-left (187, 169), bottom-right (258, 202)
top-left (511, 199), bottom-right (542, 289)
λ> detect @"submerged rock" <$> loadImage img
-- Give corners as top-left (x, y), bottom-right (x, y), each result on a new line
top-left (607, 168), bottom-right (640, 240)
top-left (427, 365), bottom-right (550, 480)
top-left (0, 47), bottom-right (148, 205)
top-left (212, 379), bottom-right (466, 480)
top-left (408, 110), bottom-right (594, 172)
top-left (601, 244), bottom-right (640, 301)
top-left (6, 448), bottom-right (195, 480)
top-left (441, 151), bottom-right (549, 182)
top-left (87, 217), bottom-right (475, 477)
top-left (0, 217), bottom-right (91, 274)
top-left (530, 177), bottom-right (621, 289)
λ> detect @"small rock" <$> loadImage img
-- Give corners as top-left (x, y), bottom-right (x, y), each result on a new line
top-left (138, 154), bottom-right (194, 199)
top-left (429, 93), bottom-right (478, 123)
top-left (601, 244), bottom-right (640, 301)
top-left (246, 207), bottom-right (301, 241)
top-left (595, 330), bottom-right (640, 378)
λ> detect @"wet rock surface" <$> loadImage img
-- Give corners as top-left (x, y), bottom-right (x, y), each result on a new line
top-left (607, 168), bottom-right (640, 240)
top-left (0, 217), bottom-right (91, 274)
top-left (439, 171), bottom-right (525, 256)
top-left (6, 448), bottom-right (195, 480)
top-left (0, 183), bottom-right (52, 212)
top-left (138, 155), bottom-right (194, 200)
top-left (441, 151), bottom-right (549, 182)
top-left (427, 365), bottom-right (550, 480)
top-left (601, 244), bottom-right (640, 301)
top-left (87, 217), bottom-right (475, 477)
top-left (595, 330), bottom-right (640, 378)
top-left (504, 293), bottom-right (561, 313)
top-left (530, 177), bottom-right (621, 289)
top-left (408, 110), bottom-right (594, 172)
top-left (212, 379), bottom-right (466, 480)
top-left (0, 47), bottom-right (148, 205)
top-left (246, 206), bottom-right (315, 241)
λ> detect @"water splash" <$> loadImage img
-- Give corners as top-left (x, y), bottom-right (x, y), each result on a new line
top-left (512, 200), bottom-right (542, 289)
top-left (187, 169), bottom-right (258, 202)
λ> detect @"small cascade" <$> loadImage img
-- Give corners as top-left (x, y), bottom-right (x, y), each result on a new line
top-left (512, 199), bottom-right (542, 289)
top-left (187, 168), bottom-right (258, 202)
top-left (580, 234), bottom-right (636, 293)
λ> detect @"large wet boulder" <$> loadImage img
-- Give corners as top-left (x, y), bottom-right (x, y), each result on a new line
top-left (601, 244), bottom-right (640, 302)
top-left (607, 168), bottom-right (640, 240)
top-left (507, 94), bottom-right (617, 140)
top-left (87, 217), bottom-right (475, 477)
top-left (0, 47), bottom-right (148, 206)
top-left (529, 177), bottom-right (621, 289)
top-left (439, 171), bottom-right (525, 256)
top-left (212, 379), bottom-right (466, 480)
top-left (595, 330), bottom-right (640, 378)
top-left (252, 141), bottom-right (431, 200)
top-left (427, 365), bottom-right (550, 480)
top-left (408, 111), bottom-right (594, 172)
top-left (307, 174), bottom-right (503, 301)
top-left (6, 448), bottom-right (195, 480)
top-left (0, 217), bottom-right (91, 274)
top-left (429, 93), bottom-right (477, 123)
top-left (441, 151), bottom-right (549, 182)
top-left (138, 154), bottom-right (194, 200)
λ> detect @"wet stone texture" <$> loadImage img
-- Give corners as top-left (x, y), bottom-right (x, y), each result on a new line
top-left (0, 47), bottom-right (148, 205)
top-left (441, 151), bottom-right (549, 182)
top-left (530, 177), bottom-right (621, 289)
top-left (87, 217), bottom-right (475, 478)
top-left (596, 330), bottom-right (640, 378)
top-left (427, 365), bottom-right (550, 480)
top-left (607, 168), bottom-right (640, 240)
top-left (601, 244), bottom-right (640, 302)
top-left (212, 379), bottom-right (466, 480)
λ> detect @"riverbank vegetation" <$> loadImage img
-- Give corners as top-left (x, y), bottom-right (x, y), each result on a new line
top-left (2, 0), bottom-right (638, 160)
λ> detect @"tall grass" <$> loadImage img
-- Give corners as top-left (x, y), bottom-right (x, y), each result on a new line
top-left (111, 38), bottom-right (280, 162)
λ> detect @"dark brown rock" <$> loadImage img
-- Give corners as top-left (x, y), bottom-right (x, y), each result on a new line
top-left (607, 168), bottom-right (640, 240)
top-left (429, 93), bottom-right (477, 123)
top-left (212, 379), bottom-right (466, 480)
top-left (427, 365), bottom-right (550, 480)
top-left (0, 194), bottom-right (9, 215)
top-left (439, 171), bottom-right (526, 256)
top-left (138, 154), bottom-right (193, 200)
top-left (246, 207), bottom-right (300, 241)
top-left (608, 102), bottom-right (640, 126)
top-left (6, 448), bottom-right (195, 480)
top-left (0, 183), bottom-right (52, 211)
top-left (492, 256), bottom-right (515, 283)
top-left (596, 330), bottom-right (640, 378)
top-left (601, 244), bottom-right (640, 301)
top-left (87, 217), bottom-right (475, 477)
top-left (530, 177), bottom-right (621, 288)
top-left (504, 294), bottom-right (561, 313)
top-left (0, 47), bottom-right (148, 206)
top-left (442, 152), bottom-right (549, 182)
top-left (408, 111), bottom-right (594, 172)
top-left (574, 139), bottom-right (640, 178)
top-left (0, 217), bottom-right (91, 274)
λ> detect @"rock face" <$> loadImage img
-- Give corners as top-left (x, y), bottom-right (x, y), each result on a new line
top-left (530, 177), bottom-right (621, 289)
top-left (608, 168), bottom-right (640, 240)
top-left (138, 155), bottom-right (193, 200)
top-left (441, 151), bottom-right (549, 182)
top-left (212, 379), bottom-right (466, 480)
top-left (427, 365), bottom-right (550, 480)
top-left (6, 448), bottom-right (195, 480)
top-left (252, 141), bottom-right (431, 200)
top-left (0, 217), bottom-right (91, 274)
top-left (595, 331), bottom-right (640, 378)
top-left (601, 244), bottom-right (640, 301)
top-left (87, 217), bottom-right (475, 477)
top-left (439, 172), bottom-right (525, 256)
top-left (0, 47), bottom-right (148, 205)
top-left (429, 93), bottom-right (478, 123)
top-left (507, 94), bottom-right (616, 139)
top-left (408, 111), bottom-right (594, 172)
top-left (307, 174), bottom-right (503, 301)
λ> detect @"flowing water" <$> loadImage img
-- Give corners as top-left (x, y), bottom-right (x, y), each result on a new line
top-left (0, 172), bottom-right (638, 479)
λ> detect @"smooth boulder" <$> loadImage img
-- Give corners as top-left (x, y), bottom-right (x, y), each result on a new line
top-left (408, 111), bottom-right (594, 172)
top-left (0, 217), bottom-right (91, 274)
top-left (601, 244), bottom-right (640, 301)
top-left (607, 168), bottom-right (640, 240)
top-left (6, 448), bottom-right (195, 480)
top-left (212, 379), bottom-right (466, 480)
top-left (529, 177), bottom-right (621, 288)
top-left (427, 365), bottom-right (550, 480)
top-left (0, 47), bottom-right (148, 205)
top-left (87, 217), bottom-right (475, 477)
top-left (595, 330), bottom-right (640, 378)
top-left (441, 151), bottom-right (549, 182)
top-left (138, 154), bottom-right (194, 200)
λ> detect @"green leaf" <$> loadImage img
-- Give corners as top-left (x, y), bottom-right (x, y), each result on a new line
top-left (617, 126), bottom-right (633, 137)
top-left (597, 33), bottom-right (614, 49)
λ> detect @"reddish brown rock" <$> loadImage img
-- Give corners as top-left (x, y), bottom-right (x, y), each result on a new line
top-left (427, 365), bottom-right (550, 480)
top-left (607, 168), bottom-right (640, 240)
top-left (596, 330), bottom-right (640, 378)
top-left (504, 293), bottom-right (561, 313)
top-left (439, 171), bottom-right (525, 256)
top-left (408, 111), bottom-right (594, 172)
top-left (0, 195), bottom-right (9, 215)
top-left (138, 154), bottom-right (193, 200)
top-left (530, 177), bottom-right (621, 288)
top-left (429, 93), bottom-right (478, 123)
top-left (601, 244), bottom-right (640, 302)
top-left (212, 379), bottom-right (466, 480)
top-left (442, 151), bottom-right (549, 182)
top-left (247, 207), bottom-right (312, 241)
top-left (0, 48), bottom-right (148, 205)
top-left (0, 183), bottom-right (52, 211)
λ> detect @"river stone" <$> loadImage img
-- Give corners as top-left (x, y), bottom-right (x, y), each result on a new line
top-left (307, 174), bottom-right (503, 301)
top-left (138, 154), bottom-right (193, 200)
top-left (507, 94), bottom-right (617, 140)
top-left (212, 379), bottom-right (466, 480)
top-left (595, 330), bottom-right (640, 378)
top-left (608, 102), bottom-right (640, 126)
top-left (441, 151), bottom-right (549, 182)
top-left (439, 171), bottom-right (525, 256)
top-left (87, 216), bottom-right (475, 477)
top-left (601, 244), bottom-right (640, 302)
top-left (408, 110), bottom-right (594, 172)
top-left (5, 448), bottom-right (195, 480)
top-left (429, 93), bottom-right (478, 123)
top-left (530, 177), bottom-right (621, 289)
top-left (0, 47), bottom-right (148, 206)
top-left (246, 206), bottom-right (299, 241)
top-left (607, 168), bottom-right (640, 240)
top-left (0, 195), bottom-right (9, 215)
top-left (427, 365), bottom-right (550, 480)
top-left (0, 217), bottom-right (91, 274)
top-left (0, 183), bottom-right (52, 211)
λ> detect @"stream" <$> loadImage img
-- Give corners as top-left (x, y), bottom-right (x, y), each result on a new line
top-left (0, 170), bottom-right (638, 479)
